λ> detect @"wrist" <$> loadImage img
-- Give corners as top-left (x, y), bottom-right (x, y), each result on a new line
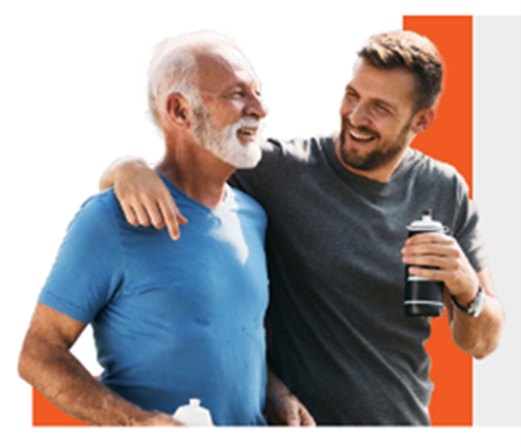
top-left (129, 409), bottom-right (164, 426)
top-left (453, 284), bottom-right (479, 308)
top-left (451, 284), bottom-right (487, 318)
top-left (114, 157), bottom-right (147, 178)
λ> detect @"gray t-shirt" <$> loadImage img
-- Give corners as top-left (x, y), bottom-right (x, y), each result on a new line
top-left (230, 135), bottom-right (487, 425)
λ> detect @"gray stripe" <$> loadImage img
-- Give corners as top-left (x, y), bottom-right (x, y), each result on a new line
top-left (473, 15), bottom-right (521, 426)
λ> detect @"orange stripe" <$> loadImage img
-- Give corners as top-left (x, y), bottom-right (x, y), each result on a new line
top-left (33, 387), bottom-right (89, 426)
top-left (403, 16), bottom-right (473, 426)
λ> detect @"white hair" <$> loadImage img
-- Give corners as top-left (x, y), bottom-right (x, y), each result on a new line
top-left (147, 31), bottom-right (243, 128)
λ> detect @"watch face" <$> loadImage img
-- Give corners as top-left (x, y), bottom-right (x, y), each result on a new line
top-left (469, 287), bottom-right (486, 317)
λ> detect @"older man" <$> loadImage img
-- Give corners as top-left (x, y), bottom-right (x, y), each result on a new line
top-left (18, 32), bottom-right (313, 426)
top-left (100, 30), bottom-right (504, 425)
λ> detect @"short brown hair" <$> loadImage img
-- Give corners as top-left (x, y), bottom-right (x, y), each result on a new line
top-left (358, 30), bottom-right (443, 112)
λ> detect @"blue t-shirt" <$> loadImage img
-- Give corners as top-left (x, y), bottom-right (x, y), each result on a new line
top-left (39, 175), bottom-right (269, 426)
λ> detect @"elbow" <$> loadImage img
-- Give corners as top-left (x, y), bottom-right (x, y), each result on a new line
top-left (18, 338), bottom-right (43, 386)
top-left (472, 349), bottom-right (492, 361)
top-left (472, 335), bottom-right (501, 360)
top-left (453, 331), bottom-right (502, 360)
top-left (17, 347), bottom-right (32, 384)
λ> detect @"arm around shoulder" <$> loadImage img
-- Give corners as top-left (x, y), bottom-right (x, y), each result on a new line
top-left (99, 156), bottom-right (186, 240)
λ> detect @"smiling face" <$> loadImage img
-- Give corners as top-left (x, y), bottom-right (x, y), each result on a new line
top-left (337, 58), bottom-right (425, 180)
top-left (190, 48), bottom-right (267, 169)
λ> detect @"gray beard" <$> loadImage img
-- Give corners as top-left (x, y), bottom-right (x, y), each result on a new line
top-left (191, 104), bottom-right (261, 169)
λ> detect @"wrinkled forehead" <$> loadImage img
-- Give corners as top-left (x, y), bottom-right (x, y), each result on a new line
top-left (194, 46), bottom-right (260, 93)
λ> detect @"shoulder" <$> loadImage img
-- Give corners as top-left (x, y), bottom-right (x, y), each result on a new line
top-left (230, 135), bottom-right (331, 201)
top-left (65, 189), bottom-right (124, 239)
top-left (261, 135), bottom-right (331, 164)
top-left (77, 189), bottom-right (122, 218)
top-left (406, 148), bottom-right (468, 191)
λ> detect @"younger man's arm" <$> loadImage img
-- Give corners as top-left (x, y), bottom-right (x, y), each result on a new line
top-left (401, 233), bottom-right (504, 359)
top-left (18, 302), bottom-right (181, 426)
top-left (99, 157), bottom-right (186, 240)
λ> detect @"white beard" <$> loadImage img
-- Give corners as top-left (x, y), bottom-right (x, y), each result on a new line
top-left (191, 105), bottom-right (262, 169)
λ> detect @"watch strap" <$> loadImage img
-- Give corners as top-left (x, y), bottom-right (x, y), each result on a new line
top-left (451, 285), bottom-right (486, 318)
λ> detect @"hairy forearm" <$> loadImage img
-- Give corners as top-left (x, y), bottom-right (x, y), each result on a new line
top-left (18, 336), bottom-right (164, 426)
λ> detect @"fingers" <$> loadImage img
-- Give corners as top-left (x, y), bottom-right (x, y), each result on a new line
top-left (405, 232), bottom-right (453, 246)
top-left (401, 234), bottom-right (461, 268)
top-left (298, 406), bottom-right (316, 426)
top-left (117, 190), bottom-right (188, 241)
top-left (402, 233), bottom-right (479, 299)
top-left (403, 252), bottom-right (461, 270)
top-left (284, 404), bottom-right (299, 426)
top-left (407, 265), bottom-right (453, 281)
top-left (140, 193), bottom-right (166, 229)
top-left (111, 160), bottom-right (187, 240)
top-left (120, 202), bottom-right (140, 227)
top-left (282, 400), bottom-right (315, 427)
top-left (157, 191), bottom-right (188, 241)
top-left (131, 202), bottom-right (153, 228)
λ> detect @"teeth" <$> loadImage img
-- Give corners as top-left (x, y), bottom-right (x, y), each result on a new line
top-left (239, 128), bottom-right (256, 135)
top-left (350, 130), bottom-right (374, 141)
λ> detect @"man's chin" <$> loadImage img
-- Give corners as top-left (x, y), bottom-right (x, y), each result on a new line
top-left (230, 147), bottom-right (262, 169)
top-left (339, 144), bottom-right (369, 171)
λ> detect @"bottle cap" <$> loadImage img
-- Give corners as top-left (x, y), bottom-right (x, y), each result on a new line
top-left (407, 210), bottom-right (444, 232)
top-left (172, 398), bottom-right (213, 426)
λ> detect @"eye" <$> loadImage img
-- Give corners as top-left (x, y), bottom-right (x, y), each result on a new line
top-left (344, 89), bottom-right (358, 102)
top-left (374, 103), bottom-right (390, 114)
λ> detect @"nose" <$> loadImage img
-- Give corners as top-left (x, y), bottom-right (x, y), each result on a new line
top-left (347, 101), bottom-right (370, 128)
top-left (245, 92), bottom-right (268, 120)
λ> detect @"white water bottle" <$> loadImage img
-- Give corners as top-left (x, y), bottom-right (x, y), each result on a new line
top-left (172, 399), bottom-right (213, 426)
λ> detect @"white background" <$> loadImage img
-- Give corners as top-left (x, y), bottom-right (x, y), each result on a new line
top-left (0, 1), bottom-right (519, 446)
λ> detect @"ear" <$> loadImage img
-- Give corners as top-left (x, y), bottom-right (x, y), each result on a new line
top-left (164, 93), bottom-right (191, 128)
top-left (409, 107), bottom-right (436, 135)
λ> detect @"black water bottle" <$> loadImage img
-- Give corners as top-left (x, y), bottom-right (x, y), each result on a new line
top-left (404, 210), bottom-right (446, 317)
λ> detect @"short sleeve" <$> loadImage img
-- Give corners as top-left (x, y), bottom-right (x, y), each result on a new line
top-left (38, 192), bottom-right (125, 323)
top-left (452, 173), bottom-right (488, 272)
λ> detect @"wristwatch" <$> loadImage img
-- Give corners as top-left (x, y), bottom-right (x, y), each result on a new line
top-left (451, 285), bottom-right (487, 318)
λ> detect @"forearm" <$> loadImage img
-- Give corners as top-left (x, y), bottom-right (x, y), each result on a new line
top-left (99, 156), bottom-right (148, 192)
top-left (449, 295), bottom-right (504, 359)
top-left (18, 337), bottom-right (166, 426)
top-left (266, 368), bottom-right (292, 402)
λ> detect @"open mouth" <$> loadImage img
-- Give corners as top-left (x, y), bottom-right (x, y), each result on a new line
top-left (349, 129), bottom-right (376, 142)
top-left (238, 127), bottom-right (257, 137)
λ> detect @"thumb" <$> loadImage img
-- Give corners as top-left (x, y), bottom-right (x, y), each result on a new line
top-left (285, 402), bottom-right (300, 426)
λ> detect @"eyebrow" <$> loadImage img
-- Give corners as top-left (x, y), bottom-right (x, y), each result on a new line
top-left (373, 98), bottom-right (396, 112)
top-left (224, 80), bottom-right (261, 94)
top-left (346, 84), bottom-right (398, 113)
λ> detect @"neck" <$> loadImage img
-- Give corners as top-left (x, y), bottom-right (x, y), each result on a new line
top-left (156, 136), bottom-right (235, 210)
top-left (333, 134), bottom-right (408, 183)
